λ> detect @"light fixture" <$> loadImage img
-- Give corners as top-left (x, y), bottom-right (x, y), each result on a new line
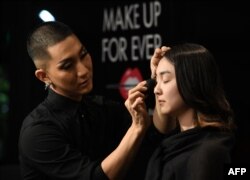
top-left (38, 10), bottom-right (55, 22)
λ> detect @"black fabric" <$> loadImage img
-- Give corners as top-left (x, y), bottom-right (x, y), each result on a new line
top-left (125, 123), bottom-right (168, 180)
top-left (18, 89), bottom-right (132, 180)
top-left (145, 126), bottom-right (235, 180)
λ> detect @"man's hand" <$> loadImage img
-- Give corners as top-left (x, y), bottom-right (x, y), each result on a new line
top-left (150, 46), bottom-right (170, 79)
top-left (124, 81), bottom-right (151, 130)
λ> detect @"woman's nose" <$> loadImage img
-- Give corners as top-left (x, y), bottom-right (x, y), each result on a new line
top-left (154, 82), bottom-right (161, 95)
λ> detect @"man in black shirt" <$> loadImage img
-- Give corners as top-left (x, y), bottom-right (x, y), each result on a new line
top-left (19, 21), bottom-right (167, 180)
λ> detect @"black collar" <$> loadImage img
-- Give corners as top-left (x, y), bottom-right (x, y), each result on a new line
top-left (45, 88), bottom-right (81, 116)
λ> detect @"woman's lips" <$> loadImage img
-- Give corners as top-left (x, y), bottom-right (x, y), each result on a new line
top-left (158, 99), bottom-right (166, 106)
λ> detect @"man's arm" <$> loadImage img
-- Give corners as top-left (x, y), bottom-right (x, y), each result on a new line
top-left (101, 81), bottom-right (150, 180)
top-left (101, 46), bottom-right (174, 180)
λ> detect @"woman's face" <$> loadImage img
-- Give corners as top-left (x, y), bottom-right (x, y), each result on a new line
top-left (154, 57), bottom-right (187, 117)
top-left (45, 34), bottom-right (93, 101)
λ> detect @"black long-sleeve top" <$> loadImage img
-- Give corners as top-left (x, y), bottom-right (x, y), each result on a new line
top-left (19, 89), bottom-right (133, 180)
top-left (145, 126), bottom-right (235, 180)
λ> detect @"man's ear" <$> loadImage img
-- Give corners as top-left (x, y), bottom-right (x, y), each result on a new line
top-left (35, 69), bottom-right (50, 84)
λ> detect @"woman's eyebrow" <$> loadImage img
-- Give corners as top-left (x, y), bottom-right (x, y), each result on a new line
top-left (159, 70), bottom-right (171, 76)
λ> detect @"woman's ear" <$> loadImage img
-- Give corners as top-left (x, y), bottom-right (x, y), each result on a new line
top-left (35, 69), bottom-right (50, 84)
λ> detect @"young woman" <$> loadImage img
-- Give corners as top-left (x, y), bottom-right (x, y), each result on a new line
top-left (126, 43), bottom-right (235, 180)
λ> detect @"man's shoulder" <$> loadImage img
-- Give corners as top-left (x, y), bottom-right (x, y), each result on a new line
top-left (21, 102), bottom-right (54, 132)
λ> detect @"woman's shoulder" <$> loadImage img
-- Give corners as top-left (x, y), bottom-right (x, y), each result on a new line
top-left (193, 127), bottom-right (235, 158)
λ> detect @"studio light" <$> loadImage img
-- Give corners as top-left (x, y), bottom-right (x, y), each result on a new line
top-left (38, 10), bottom-right (55, 22)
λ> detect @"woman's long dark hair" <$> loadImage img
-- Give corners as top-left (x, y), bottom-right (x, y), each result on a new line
top-left (165, 43), bottom-right (234, 130)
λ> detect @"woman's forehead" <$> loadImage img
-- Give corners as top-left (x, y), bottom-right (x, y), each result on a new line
top-left (157, 58), bottom-right (174, 73)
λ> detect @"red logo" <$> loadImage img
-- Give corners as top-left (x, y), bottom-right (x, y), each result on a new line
top-left (119, 68), bottom-right (143, 99)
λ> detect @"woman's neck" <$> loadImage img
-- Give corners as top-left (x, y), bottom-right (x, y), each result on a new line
top-left (177, 108), bottom-right (196, 131)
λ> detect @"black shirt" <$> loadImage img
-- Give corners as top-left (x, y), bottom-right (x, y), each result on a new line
top-left (19, 89), bottom-right (131, 180)
top-left (145, 126), bottom-right (235, 180)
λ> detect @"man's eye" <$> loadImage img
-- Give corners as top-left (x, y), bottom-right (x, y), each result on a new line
top-left (80, 49), bottom-right (88, 59)
top-left (60, 63), bottom-right (72, 70)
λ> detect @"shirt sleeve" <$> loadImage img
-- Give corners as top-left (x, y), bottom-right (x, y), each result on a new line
top-left (19, 122), bottom-right (109, 180)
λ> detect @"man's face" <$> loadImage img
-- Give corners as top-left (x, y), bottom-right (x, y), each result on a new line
top-left (45, 34), bottom-right (93, 101)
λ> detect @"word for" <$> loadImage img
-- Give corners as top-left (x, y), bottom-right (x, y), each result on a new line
top-left (102, 34), bottom-right (162, 63)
